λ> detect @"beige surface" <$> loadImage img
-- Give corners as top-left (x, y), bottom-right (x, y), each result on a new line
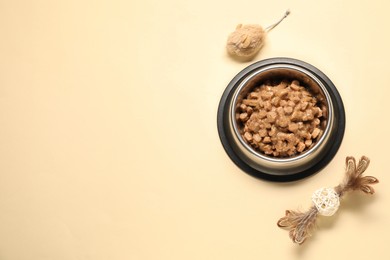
top-left (1, 0), bottom-right (389, 259)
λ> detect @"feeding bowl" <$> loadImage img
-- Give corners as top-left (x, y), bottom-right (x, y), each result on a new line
top-left (217, 58), bottom-right (345, 182)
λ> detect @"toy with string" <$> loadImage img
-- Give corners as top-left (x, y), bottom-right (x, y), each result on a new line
top-left (226, 9), bottom-right (290, 60)
top-left (277, 156), bottom-right (379, 244)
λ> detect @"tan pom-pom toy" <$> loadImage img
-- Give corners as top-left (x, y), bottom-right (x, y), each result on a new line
top-left (226, 10), bottom-right (290, 60)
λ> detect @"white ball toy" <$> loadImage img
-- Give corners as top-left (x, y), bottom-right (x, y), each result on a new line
top-left (311, 187), bottom-right (340, 216)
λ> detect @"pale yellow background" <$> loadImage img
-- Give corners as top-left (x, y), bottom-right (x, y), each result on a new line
top-left (0, 0), bottom-right (389, 259)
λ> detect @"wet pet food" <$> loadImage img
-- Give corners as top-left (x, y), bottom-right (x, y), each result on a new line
top-left (236, 79), bottom-right (326, 157)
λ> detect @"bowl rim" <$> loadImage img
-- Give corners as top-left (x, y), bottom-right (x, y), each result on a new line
top-left (230, 64), bottom-right (333, 163)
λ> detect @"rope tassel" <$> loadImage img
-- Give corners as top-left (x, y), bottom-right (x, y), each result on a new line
top-left (277, 156), bottom-right (379, 245)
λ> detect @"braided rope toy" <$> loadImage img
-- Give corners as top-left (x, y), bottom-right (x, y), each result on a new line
top-left (277, 156), bottom-right (379, 244)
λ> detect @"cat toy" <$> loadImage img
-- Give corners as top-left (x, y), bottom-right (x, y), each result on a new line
top-left (226, 9), bottom-right (290, 60)
top-left (277, 156), bottom-right (379, 244)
